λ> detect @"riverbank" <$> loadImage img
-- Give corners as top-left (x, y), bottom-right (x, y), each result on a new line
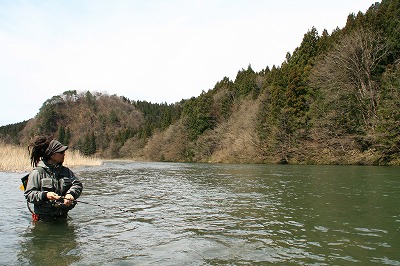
top-left (0, 141), bottom-right (103, 172)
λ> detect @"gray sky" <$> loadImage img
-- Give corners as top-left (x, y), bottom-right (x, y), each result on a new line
top-left (0, 0), bottom-right (376, 126)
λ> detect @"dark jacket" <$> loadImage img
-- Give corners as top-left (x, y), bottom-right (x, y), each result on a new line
top-left (24, 160), bottom-right (83, 217)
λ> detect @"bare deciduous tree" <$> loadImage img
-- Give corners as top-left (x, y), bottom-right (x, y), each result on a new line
top-left (311, 28), bottom-right (387, 130)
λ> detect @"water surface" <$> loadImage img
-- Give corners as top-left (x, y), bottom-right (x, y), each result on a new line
top-left (1, 162), bottom-right (399, 265)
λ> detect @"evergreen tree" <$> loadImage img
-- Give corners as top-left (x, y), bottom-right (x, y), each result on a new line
top-left (182, 92), bottom-right (215, 141)
top-left (58, 126), bottom-right (66, 144)
top-left (375, 60), bottom-right (400, 163)
top-left (234, 64), bottom-right (257, 97)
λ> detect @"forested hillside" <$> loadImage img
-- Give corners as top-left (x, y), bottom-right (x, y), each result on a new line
top-left (1, 0), bottom-right (399, 165)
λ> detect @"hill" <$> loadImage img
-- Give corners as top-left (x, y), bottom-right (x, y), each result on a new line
top-left (1, 0), bottom-right (399, 165)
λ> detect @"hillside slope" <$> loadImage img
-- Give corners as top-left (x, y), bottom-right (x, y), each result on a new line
top-left (1, 0), bottom-right (399, 165)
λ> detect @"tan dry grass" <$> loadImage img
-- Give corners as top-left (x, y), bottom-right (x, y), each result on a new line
top-left (0, 141), bottom-right (102, 172)
top-left (64, 149), bottom-right (103, 169)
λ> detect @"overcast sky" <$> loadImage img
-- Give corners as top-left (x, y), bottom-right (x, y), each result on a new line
top-left (0, 0), bottom-right (377, 126)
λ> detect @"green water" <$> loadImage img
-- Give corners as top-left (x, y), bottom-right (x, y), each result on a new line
top-left (1, 162), bottom-right (399, 265)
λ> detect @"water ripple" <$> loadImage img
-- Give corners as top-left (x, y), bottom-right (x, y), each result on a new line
top-left (1, 163), bottom-right (400, 265)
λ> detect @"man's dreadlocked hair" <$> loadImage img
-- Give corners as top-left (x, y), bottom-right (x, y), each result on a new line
top-left (28, 136), bottom-right (53, 167)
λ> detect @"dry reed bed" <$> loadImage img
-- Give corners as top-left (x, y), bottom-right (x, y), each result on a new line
top-left (0, 141), bottom-right (102, 172)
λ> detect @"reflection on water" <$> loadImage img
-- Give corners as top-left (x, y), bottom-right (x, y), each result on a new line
top-left (18, 220), bottom-right (80, 266)
top-left (0, 163), bottom-right (399, 265)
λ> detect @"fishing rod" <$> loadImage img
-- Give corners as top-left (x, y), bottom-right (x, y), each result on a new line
top-left (59, 196), bottom-right (138, 214)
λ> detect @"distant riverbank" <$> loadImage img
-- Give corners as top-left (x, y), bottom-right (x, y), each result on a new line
top-left (0, 141), bottom-right (102, 172)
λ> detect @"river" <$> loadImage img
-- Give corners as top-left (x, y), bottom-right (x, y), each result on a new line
top-left (0, 161), bottom-right (399, 265)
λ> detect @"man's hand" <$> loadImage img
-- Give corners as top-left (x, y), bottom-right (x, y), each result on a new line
top-left (63, 194), bottom-right (75, 206)
top-left (46, 192), bottom-right (61, 201)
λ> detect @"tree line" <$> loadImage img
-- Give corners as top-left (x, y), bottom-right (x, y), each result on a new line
top-left (1, 0), bottom-right (399, 165)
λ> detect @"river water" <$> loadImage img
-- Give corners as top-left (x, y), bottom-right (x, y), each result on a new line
top-left (0, 161), bottom-right (399, 265)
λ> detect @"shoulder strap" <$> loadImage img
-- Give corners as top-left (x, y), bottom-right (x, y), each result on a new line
top-left (35, 166), bottom-right (51, 175)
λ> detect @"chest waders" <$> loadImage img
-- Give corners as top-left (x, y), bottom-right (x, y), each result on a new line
top-left (21, 166), bottom-right (69, 221)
